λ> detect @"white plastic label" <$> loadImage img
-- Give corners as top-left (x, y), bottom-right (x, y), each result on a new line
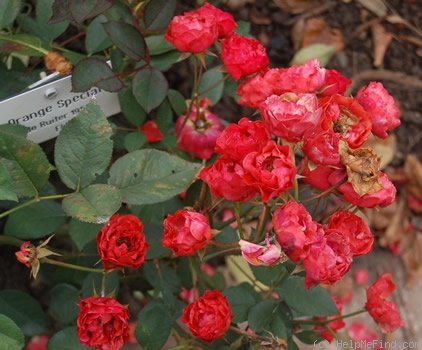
top-left (0, 74), bottom-right (121, 143)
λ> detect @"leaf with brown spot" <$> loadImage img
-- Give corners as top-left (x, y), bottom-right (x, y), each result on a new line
top-left (339, 141), bottom-right (383, 196)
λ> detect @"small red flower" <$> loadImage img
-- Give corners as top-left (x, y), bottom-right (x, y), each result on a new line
top-left (302, 128), bottom-right (342, 167)
top-left (365, 273), bottom-right (405, 333)
top-left (272, 200), bottom-right (318, 262)
top-left (191, 2), bottom-right (236, 38)
top-left (221, 32), bottom-right (269, 81)
top-left (328, 210), bottom-right (374, 257)
top-left (26, 334), bottom-right (49, 350)
top-left (138, 120), bottom-right (163, 143)
top-left (357, 81), bottom-right (401, 139)
top-left (174, 99), bottom-right (225, 160)
top-left (162, 209), bottom-right (211, 256)
top-left (319, 68), bottom-right (351, 97)
top-left (182, 290), bottom-right (232, 343)
top-left (242, 140), bottom-right (296, 202)
top-left (96, 214), bottom-right (149, 271)
top-left (164, 12), bottom-right (218, 53)
top-left (77, 296), bottom-right (130, 350)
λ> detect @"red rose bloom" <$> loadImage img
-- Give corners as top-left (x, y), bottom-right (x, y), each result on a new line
top-left (279, 59), bottom-right (326, 93)
top-left (96, 214), bottom-right (149, 271)
top-left (164, 12), bottom-right (218, 53)
top-left (191, 2), bottom-right (237, 38)
top-left (138, 120), bottom-right (163, 143)
top-left (174, 99), bottom-right (225, 160)
top-left (77, 297), bottom-right (130, 350)
top-left (260, 93), bottom-right (322, 142)
top-left (302, 128), bottom-right (342, 167)
top-left (357, 82), bottom-right (401, 139)
top-left (319, 69), bottom-right (351, 97)
top-left (328, 210), bottom-right (374, 256)
top-left (221, 32), bottom-right (269, 81)
top-left (242, 140), bottom-right (296, 202)
top-left (200, 155), bottom-right (259, 202)
top-left (182, 290), bottom-right (232, 343)
top-left (301, 162), bottom-right (340, 191)
top-left (272, 200), bottom-right (318, 262)
top-left (162, 209), bottom-right (211, 256)
top-left (365, 273), bottom-right (405, 333)
top-left (214, 117), bottom-right (271, 162)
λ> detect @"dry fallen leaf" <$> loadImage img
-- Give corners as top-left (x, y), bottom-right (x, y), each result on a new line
top-left (355, 0), bottom-right (388, 18)
top-left (300, 17), bottom-right (344, 52)
top-left (224, 0), bottom-right (255, 10)
top-left (402, 230), bottom-right (422, 288)
top-left (362, 134), bottom-right (396, 169)
top-left (379, 195), bottom-right (409, 248)
top-left (404, 154), bottom-right (422, 202)
top-left (273, 0), bottom-right (322, 14)
top-left (371, 22), bottom-right (393, 67)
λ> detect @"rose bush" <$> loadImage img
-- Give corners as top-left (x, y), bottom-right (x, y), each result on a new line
top-left (0, 1), bottom-right (405, 350)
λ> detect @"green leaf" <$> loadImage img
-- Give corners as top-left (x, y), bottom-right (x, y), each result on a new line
top-left (223, 283), bottom-right (261, 323)
top-left (49, 284), bottom-right (80, 326)
top-left (0, 33), bottom-right (49, 56)
top-left (149, 50), bottom-right (181, 71)
top-left (71, 57), bottom-right (124, 92)
top-left (118, 87), bottom-right (147, 126)
top-left (49, 0), bottom-right (113, 25)
top-left (290, 43), bottom-right (335, 67)
top-left (0, 290), bottom-right (46, 336)
top-left (277, 276), bottom-right (338, 316)
top-left (145, 34), bottom-right (175, 55)
top-left (132, 67), bottom-right (168, 113)
top-left (167, 89), bottom-right (186, 116)
top-left (143, 223), bottom-right (171, 259)
top-left (62, 184), bottom-right (121, 223)
top-left (198, 66), bottom-right (224, 105)
top-left (68, 219), bottom-right (102, 251)
top-left (81, 271), bottom-right (120, 297)
top-left (250, 264), bottom-right (288, 287)
top-left (0, 124), bottom-right (51, 198)
top-left (17, 0), bottom-right (69, 42)
top-left (248, 299), bottom-right (279, 333)
top-left (85, 15), bottom-right (112, 54)
top-left (295, 330), bottom-right (325, 345)
top-left (0, 314), bottom-right (25, 350)
top-left (0, 0), bottom-right (22, 29)
top-left (103, 20), bottom-right (148, 61)
top-left (135, 300), bottom-right (172, 350)
top-left (48, 326), bottom-right (91, 350)
top-left (108, 149), bottom-right (201, 205)
top-left (124, 132), bottom-right (146, 152)
top-left (143, 0), bottom-right (176, 31)
top-left (55, 103), bottom-right (113, 190)
top-left (0, 163), bottom-right (17, 201)
top-left (5, 200), bottom-right (66, 239)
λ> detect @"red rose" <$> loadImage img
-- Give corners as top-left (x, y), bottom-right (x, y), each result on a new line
top-left (174, 99), bottom-right (225, 160)
top-left (357, 82), bottom-right (400, 139)
top-left (365, 273), bottom-right (405, 333)
top-left (191, 3), bottom-right (237, 38)
top-left (221, 32), bottom-right (269, 81)
top-left (301, 162), bottom-right (340, 191)
top-left (320, 95), bottom-right (372, 149)
top-left (272, 200), bottom-right (318, 262)
top-left (214, 117), bottom-right (271, 162)
top-left (162, 209), bottom-right (211, 256)
top-left (242, 140), bottom-right (296, 202)
top-left (319, 69), bottom-right (351, 97)
top-left (138, 120), bottom-right (163, 143)
top-left (328, 210), bottom-right (374, 256)
top-left (96, 214), bottom-right (149, 271)
top-left (164, 12), bottom-right (218, 53)
top-left (182, 290), bottom-right (232, 343)
top-left (77, 296), bottom-right (130, 350)
top-left (260, 93), bottom-right (322, 142)
top-left (302, 128), bottom-right (342, 167)
top-left (200, 155), bottom-right (259, 202)
top-left (278, 59), bottom-right (326, 93)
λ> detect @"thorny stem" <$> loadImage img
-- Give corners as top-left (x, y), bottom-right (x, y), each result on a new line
top-left (0, 194), bottom-right (70, 219)
top-left (256, 203), bottom-right (271, 242)
top-left (294, 308), bottom-right (366, 326)
top-left (300, 178), bottom-right (347, 205)
top-left (233, 202), bottom-right (244, 239)
top-left (0, 235), bottom-right (24, 247)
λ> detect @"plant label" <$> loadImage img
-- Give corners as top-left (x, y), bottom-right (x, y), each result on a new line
top-left (0, 73), bottom-right (121, 143)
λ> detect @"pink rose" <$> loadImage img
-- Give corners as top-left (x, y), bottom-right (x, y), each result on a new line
top-left (239, 235), bottom-right (282, 266)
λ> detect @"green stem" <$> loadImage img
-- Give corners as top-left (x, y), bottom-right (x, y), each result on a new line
top-left (0, 235), bottom-right (24, 247)
top-left (295, 308), bottom-right (367, 326)
top-left (42, 257), bottom-right (104, 274)
top-left (0, 194), bottom-right (70, 219)
top-left (0, 34), bottom-right (50, 55)
top-left (256, 203), bottom-right (271, 242)
top-left (198, 74), bottom-right (229, 97)
top-left (233, 202), bottom-right (244, 239)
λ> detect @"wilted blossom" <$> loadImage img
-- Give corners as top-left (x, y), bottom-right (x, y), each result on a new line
top-left (239, 235), bottom-right (283, 266)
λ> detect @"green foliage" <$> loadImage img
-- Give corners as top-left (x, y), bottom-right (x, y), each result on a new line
top-left (0, 314), bottom-right (25, 350)
top-left (49, 284), bottom-right (80, 326)
top-left (48, 327), bottom-right (91, 350)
